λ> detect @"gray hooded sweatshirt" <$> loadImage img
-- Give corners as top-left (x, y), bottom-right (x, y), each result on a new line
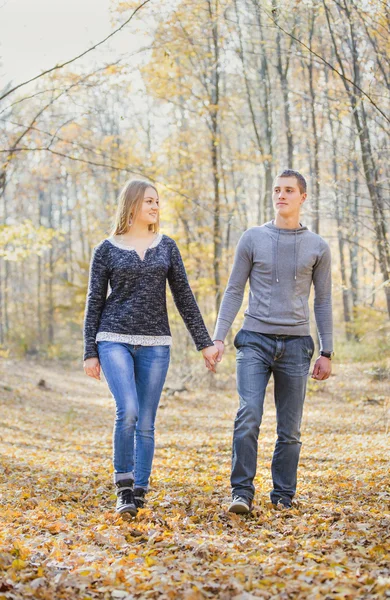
top-left (213, 220), bottom-right (333, 352)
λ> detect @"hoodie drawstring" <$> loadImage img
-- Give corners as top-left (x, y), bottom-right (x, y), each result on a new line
top-left (294, 230), bottom-right (297, 281)
top-left (276, 228), bottom-right (280, 283)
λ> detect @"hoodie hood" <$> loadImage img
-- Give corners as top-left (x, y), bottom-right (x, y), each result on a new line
top-left (264, 220), bottom-right (309, 283)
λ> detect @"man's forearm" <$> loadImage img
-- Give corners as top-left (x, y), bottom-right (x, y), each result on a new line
top-left (314, 299), bottom-right (333, 352)
top-left (313, 240), bottom-right (333, 353)
top-left (213, 287), bottom-right (246, 341)
top-left (213, 231), bottom-right (253, 341)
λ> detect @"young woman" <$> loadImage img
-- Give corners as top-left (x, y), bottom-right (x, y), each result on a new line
top-left (83, 179), bottom-right (217, 517)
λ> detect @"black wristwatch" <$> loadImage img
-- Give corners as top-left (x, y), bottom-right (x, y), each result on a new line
top-left (320, 351), bottom-right (333, 359)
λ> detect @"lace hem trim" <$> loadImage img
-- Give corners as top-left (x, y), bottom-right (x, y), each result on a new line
top-left (96, 332), bottom-right (172, 346)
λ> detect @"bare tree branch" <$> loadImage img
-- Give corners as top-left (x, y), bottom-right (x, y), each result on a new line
top-left (0, 60), bottom-right (124, 117)
top-left (259, 4), bottom-right (390, 124)
top-left (0, 0), bottom-right (151, 102)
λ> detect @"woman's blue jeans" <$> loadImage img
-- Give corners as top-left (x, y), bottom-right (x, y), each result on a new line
top-left (232, 329), bottom-right (315, 505)
top-left (97, 341), bottom-right (170, 488)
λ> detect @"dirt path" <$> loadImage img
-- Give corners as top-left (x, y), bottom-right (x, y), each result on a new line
top-left (0, 358), bottom-right (389, 599)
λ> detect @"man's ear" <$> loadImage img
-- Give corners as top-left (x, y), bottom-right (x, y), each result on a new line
top-left (300, 193), bottom-right (307, 205)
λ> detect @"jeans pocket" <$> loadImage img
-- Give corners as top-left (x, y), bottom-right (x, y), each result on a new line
top-left (234, 329), bottom-right (246, 349)
top-left (302, 336), bottom-right (315, 360)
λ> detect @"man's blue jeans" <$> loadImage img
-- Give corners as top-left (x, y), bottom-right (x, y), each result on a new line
top-left (232, 329), bottom-right (315, 504)
top-left (97, 341), bottom-right (170, 488)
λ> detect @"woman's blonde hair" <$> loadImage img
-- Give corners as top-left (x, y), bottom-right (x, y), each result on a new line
top-left (110, 179), bottom-right (160, 236)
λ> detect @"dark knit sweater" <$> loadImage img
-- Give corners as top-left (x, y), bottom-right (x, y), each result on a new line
top-left (83, 234), bottom-right (213, 360)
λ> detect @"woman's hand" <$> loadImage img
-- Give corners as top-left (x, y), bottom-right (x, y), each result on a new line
top-left (84, 357), bottom-right (101, 380)
top-left (202, 344), bottom-right (219, 373)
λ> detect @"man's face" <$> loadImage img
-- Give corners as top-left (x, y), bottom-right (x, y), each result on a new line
top-left (272, 177), bottom-right (306, 217)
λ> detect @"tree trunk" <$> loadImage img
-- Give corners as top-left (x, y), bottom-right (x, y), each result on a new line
top-left (47, 193), bottom-right (54, 346)
top-left (324, 0), bottom-right (390, 316)
top-left (308, 11), bottom-right (320, 234)
top-left (207, 0), bottom-right (222, 315)
top-left (272, 0), bottom-right (294, 167)
top-left (252, 0), bottom-right (274, 220)
top-left (324, 60), bottom-right (352, 338)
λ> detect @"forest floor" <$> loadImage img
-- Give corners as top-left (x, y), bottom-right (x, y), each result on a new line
top-left (0, 357), bottom-right (389, 599)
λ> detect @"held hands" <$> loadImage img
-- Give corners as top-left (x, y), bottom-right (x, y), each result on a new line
top-left (202, 344), bottom-right (219, 373)
top-left (84, 357), bottom-right (101, 380)
top-left (84, 346), bottom-right (331, 379)
top-left (202, 341), bottom-right (225, 373)
top-left (85, 345), bottom-right (226, 378)
top-left (311, 356), bottom-right (332, 381)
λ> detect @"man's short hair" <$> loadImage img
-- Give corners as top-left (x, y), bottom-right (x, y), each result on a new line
top-left (275, 169), bottom-right (307, 194)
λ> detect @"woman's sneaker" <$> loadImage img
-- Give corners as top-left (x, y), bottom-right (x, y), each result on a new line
top-left (228, 495), bottom-right (253, 514)
top-left (134, 487), bottom-right (147, 509)
top-left (115, 479), bottom-right (137, 516)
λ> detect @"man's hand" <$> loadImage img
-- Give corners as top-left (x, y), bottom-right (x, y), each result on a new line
top-left (214, 340), bottom-right (225, 364)
top-left (311, 356), bottom-right (332, 380)
top-left (84, 357), bottom-right (101, 380)
top-left (202, 345), bottom-right (219, 373)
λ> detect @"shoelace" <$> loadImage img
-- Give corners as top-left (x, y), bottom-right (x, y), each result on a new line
top-left (117, 487), bottom-right (135, 506)
top-left (134, 489), bottom-right (146, 508)
top-left (232, 495), bottom-right (249, 505)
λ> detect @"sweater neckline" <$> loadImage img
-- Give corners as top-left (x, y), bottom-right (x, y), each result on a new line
top-left (107, 233), bottom-right (163, 252)
top-left (265, 220), bottom-right (308, 233)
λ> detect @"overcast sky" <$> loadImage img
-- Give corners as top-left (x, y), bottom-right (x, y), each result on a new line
top-left (0, 0), bottom-right (150, 88)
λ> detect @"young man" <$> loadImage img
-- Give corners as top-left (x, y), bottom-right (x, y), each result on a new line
top-left (213, 169), bottom-right (333, 513)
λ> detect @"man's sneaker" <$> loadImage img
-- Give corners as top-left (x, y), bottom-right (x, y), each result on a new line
top-left (134, 487), bottom-right (147, 509)
top-left (273, 497), bottom-right (292, 510)
top-left (115, 479), bottom-right (137, 516)
top-left (228, 495), bottom-right (253, 514)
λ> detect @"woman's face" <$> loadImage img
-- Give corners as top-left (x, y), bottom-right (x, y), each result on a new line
top-left (133, 187), bottom-right (159, 227)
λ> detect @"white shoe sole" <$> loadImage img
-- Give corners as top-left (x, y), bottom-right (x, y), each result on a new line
top-left (228, 500), bottom-right (251, 514)
top-left (116, 504), bottom-right (137, 517)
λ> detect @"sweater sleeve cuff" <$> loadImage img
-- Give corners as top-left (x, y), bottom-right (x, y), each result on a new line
top-left (196, 335), bottom-right (214, 352)
top-left (84, 347), bottom-right (98, 361)
top-left (319, 334), bottom-right (333, 354)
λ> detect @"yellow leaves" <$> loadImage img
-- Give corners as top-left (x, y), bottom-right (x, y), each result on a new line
top-left (104, 65), bottom-right (122, 76)
top-left (0, 221), bottom-right (62, 262)
top-left (369, 545), bottom-right (388, 557)
top-left (10, 542), bottom-right (31, 568)
top-left (60, 122), bottom-right (82, 142)
top-left (144, 556), bottom-right (156, 567)
top-left (126, 553), bottom-right (137, 560)
top-left (65, 512), bottom-right (78, 520)
top-left (48, 547), bottom-right (66, 560)
top-left (1, 358), bottom-right (389, 598)
top-left (11, 559), bottom-right (27, 570)
top-left (202, 485), bottom-right (213, 492)
top-left (46, 521), bottom-right (68, 535)
top-left (115, 0), bottom-right (140, 13)
top-left (303, 552), bottom-right (324, 562)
